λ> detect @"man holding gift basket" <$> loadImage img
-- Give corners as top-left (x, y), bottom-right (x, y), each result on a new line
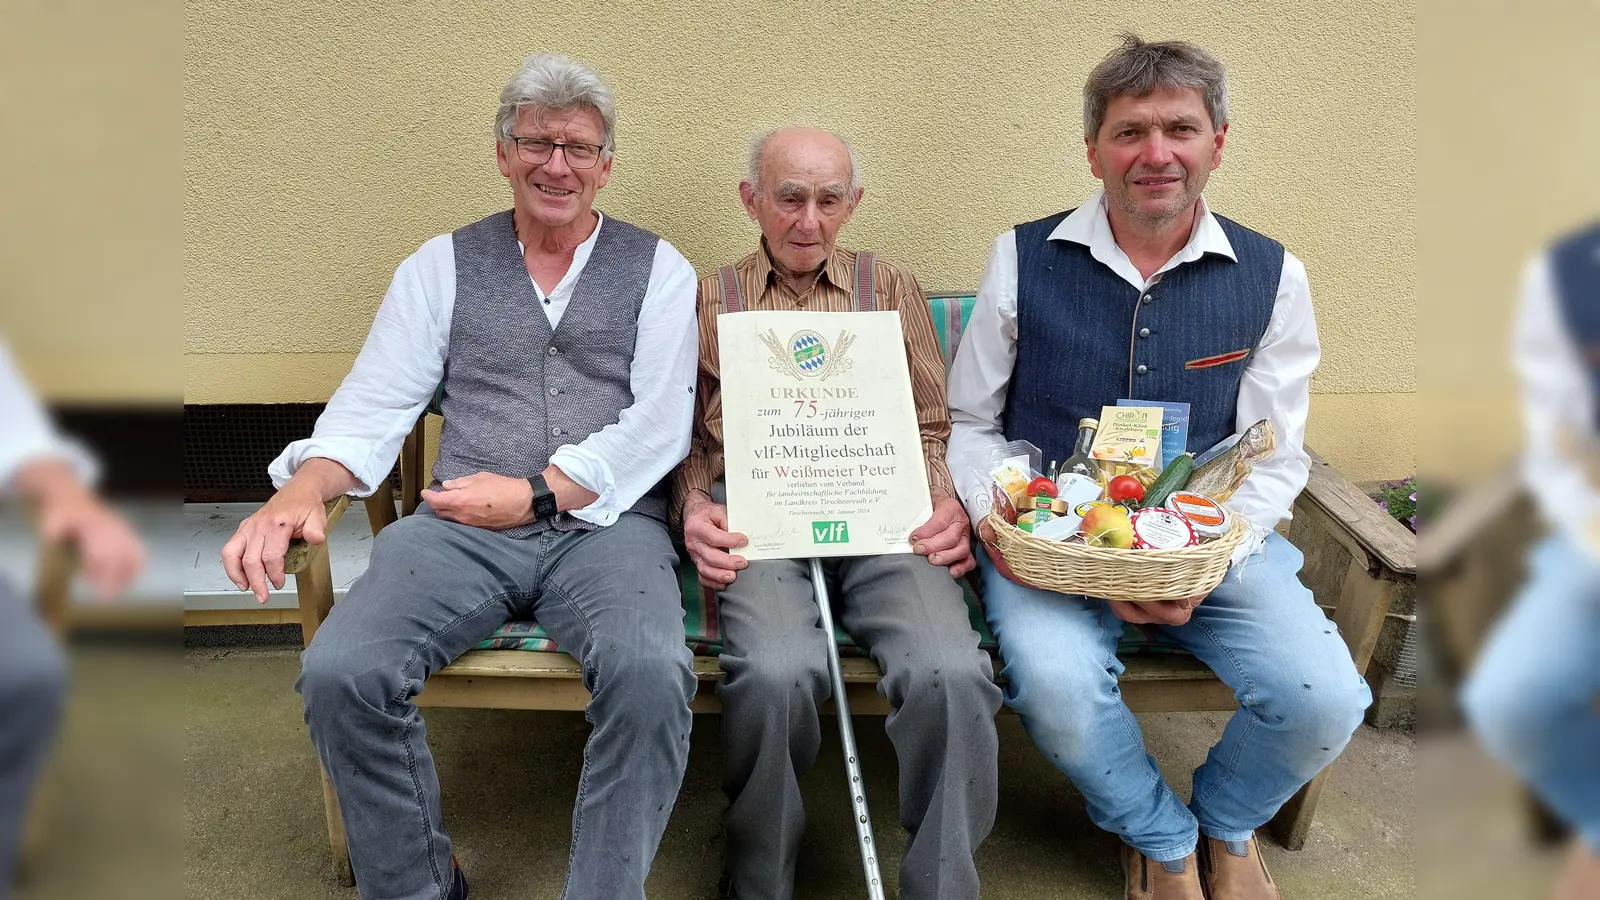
top-left (947, 34), bottom-right (1370, 900)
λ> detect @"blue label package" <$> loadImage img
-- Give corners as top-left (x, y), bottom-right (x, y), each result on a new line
top-left (1115, 399), bottom-right (1190, 471)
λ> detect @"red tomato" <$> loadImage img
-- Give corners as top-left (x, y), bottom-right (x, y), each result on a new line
top-left (1106, 474), bottom-right (1145, 503)
top-left (1026, 476), bottom-right (1058, 498)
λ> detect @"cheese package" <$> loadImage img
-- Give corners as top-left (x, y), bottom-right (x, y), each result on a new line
top-left (1090, 405), bottom-right (1163, 485)
top-left (990, 463), bottom-right (1032, 510)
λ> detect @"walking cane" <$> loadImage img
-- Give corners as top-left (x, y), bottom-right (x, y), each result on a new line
top-left (808, 558), bottom-right (886, 900)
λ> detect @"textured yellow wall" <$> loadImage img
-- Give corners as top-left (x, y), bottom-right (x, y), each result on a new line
top-left (1418, 1), bottom-right (1600, 482)
top-left (186, 1), bottom-right (1416, 480)
top-left (1, 1), bottom-right (181, 401)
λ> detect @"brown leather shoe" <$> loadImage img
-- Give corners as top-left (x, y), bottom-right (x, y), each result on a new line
top-left (1199, 835), bottom-right (1280, 900)
top-left (1553, 842), bottom-right (1600, 900)
top-left (1122, 843), bottom-right (1205, 900)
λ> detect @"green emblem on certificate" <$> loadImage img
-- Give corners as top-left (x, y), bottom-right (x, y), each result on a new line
top-left (791, 331), bottom-right (828, 375)
top-left (762, 327), bottom-right (857, 382)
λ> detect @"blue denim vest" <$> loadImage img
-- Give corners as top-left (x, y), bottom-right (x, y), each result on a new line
top-left (1002, 208), bottom-right (1284, 467)
top-left (1553, 223), bottom-right (1600, 424)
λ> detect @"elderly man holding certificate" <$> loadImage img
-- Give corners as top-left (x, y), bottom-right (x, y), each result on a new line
top-left (674, 127), bottom-right (1002, 900)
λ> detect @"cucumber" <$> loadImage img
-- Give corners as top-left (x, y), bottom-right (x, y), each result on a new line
top-left (1143, 453), bottom-right (1194, 509)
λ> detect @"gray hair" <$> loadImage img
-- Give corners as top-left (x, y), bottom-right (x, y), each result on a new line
top-left (746, 128), bottom-right (863, 195)
top-left (1082, 34), bottom-right (1229, 140)
top-left (495, 52), bottom-right (616, 152)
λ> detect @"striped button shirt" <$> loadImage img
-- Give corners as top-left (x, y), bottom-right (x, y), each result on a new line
top-left (672, 241), bottom-right (958, 521)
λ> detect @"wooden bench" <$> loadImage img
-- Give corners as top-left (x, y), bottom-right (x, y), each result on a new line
top-left (281, 294), bottom-right (1417, 884)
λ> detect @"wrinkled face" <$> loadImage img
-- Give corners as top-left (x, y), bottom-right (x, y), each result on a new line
top-left (740, 130), bottom-right (860, 277)
top-left (495, 105), bottom-right (611, 230)
top-left (1087, 86), bottom-right (1226, 229)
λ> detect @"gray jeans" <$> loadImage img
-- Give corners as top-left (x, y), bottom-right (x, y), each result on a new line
top-left (0, 577), bottom-right (67, 900)
top-left (715, 553), bottom-right (1002, 900)
top-left (297, 507), bottom-right (696, 900)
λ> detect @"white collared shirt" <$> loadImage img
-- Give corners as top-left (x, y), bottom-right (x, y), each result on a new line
top-left (947, 189), bottom-right (1319, 539)
top-left (518, 212), bottom-right (603, 326)
top-left (268, 212), bottom-right (701, 527)
top-left (1513, 251), bottom-right (1600, 548)
top-left (0, 339), bottom-right (97, 492)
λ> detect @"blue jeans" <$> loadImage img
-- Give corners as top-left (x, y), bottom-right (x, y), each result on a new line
top-left (297, 508), bottom-right (697, 900)
top-left (979, 533), bottom-right (1370, 861)
top-left (0, 577), bottom-right (67, 900)
top-left (1462, 533), bottom-right (1600, 851)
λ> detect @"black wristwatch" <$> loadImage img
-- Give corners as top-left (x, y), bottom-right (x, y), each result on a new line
top-left (527, 474), bottom-right (558, 522)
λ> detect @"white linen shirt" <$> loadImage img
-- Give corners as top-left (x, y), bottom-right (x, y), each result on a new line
top-left (1512, 251), bottom-right (1600, 549)
top-left (947, 190), bottom-right (1319, 542)
top-left (269, 212), bottom-right (701, 527)
top-left (0, 340), bottom-right (97, 492)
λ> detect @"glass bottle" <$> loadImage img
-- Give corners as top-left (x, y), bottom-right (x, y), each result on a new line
top-left (1056, 418), bottom-right (1101, 496)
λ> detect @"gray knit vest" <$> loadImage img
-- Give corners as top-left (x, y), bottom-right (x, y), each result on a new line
top-left (433, 209), bottom-right (665, 539)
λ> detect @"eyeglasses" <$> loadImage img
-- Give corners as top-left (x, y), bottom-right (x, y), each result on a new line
top-left (506, 136), bottom-right (607, 169)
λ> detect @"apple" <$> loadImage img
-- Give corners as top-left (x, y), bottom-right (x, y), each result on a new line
top-left (1082, 505), bottom-right (1134, 549)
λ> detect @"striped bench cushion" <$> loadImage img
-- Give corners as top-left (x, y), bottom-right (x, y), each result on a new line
top-left (475, 545), bottom-right (1002, 655)
top-left (926, 292), bottom-right (975, 376)
top-left (471, 545), bottom-right (1185, 656)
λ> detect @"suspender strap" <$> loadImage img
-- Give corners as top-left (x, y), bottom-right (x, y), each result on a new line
top-left (852, 250), bottom-right (878, 312)
top-left (716, 265), bottom-right (745, 314)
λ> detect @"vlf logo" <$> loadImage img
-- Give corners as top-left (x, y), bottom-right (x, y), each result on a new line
top-left (811, 521), bottom-right (850, 544)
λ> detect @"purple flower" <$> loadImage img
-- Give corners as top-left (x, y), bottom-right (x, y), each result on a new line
top-left (1374, 476), bottom-right (1419, 533)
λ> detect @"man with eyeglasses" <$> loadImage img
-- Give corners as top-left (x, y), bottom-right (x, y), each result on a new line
top-left (222, 52), bottom-right (700, 900)
top-left (675, 126), bottom-right (1002, 900)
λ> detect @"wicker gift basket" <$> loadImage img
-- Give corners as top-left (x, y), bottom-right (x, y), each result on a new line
top-left (984, 508), bottom-right (1247, 602)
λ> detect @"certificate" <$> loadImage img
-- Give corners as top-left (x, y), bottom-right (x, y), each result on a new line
top-left (718, 310), bottom-right (933, 560)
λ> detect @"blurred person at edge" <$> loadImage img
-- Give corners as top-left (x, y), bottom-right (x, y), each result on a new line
top-left (1462, 222), bottom-right (1600, 900)
top-left (0, 338), bottom-right (145, 897)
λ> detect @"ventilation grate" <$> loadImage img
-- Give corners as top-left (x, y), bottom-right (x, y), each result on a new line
top-left (1392, 617), bottom-right (1420, 690)
top-left (184, 404), bottom-right (401, 502)
top-left (52, 406), bottom-right (180, 497)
